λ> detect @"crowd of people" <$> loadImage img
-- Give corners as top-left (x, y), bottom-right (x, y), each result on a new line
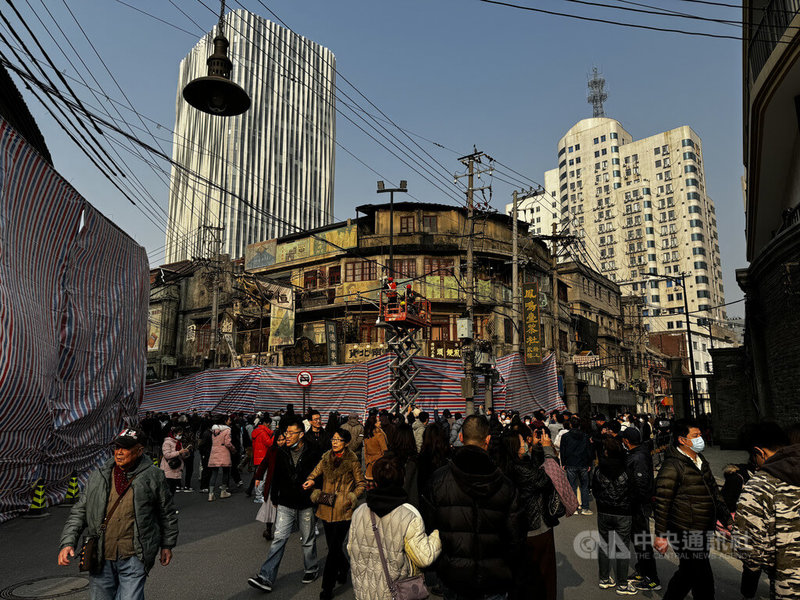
top-left (56, 405), bottom-right (800, 600)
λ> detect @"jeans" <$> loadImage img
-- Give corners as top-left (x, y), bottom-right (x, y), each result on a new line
top-left (208, 466), bottom-right (230, 495)
top-left (90, 556), bottom-right (147, 600)
top-left (183, 451), bottom-right (195, 488)
top-left (321, 520), bottom-right (351, 593)
top-left (565, 466), bottom-right (591, 510)
top-left (597, 512), bottom-right (632, 584)
top-left (258, 505), bottom-right (318, 585)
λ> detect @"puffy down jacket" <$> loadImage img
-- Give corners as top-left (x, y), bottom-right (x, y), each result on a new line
top-left (653, 445), bottom-right (730, 536)
top-left (591, 458), bottom-right (633, 516)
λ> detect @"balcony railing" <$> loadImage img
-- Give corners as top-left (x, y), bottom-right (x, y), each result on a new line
top-left (748, 0), bottom-right (800, 84)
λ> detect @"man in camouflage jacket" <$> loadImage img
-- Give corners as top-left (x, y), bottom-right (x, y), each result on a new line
top-left (734, 424), bottom-right (800, 600)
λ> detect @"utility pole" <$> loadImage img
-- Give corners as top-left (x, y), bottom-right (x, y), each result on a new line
top-left (456, 149), bottom-right (491, 415)
top-left (204, 225), bottom-right (223, 369)
top-left (376, 180), bottom-right (408, 276)
top-left (512, 191), bottom-right (520, 353)
top-left (680, 272), bottom-right (700, 416)
top-left (551, 222), bottom-right (561, 365)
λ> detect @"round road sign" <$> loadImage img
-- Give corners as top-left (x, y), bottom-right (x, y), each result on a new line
top-left (297, 371), bottom-right (313, 387)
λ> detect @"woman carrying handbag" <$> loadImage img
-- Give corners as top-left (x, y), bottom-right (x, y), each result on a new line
top-left (347, 456), bottom-right (441, 600)
top-left (303, 428), bottom-right (366, 600)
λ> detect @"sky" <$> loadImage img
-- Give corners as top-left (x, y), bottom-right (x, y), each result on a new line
top-left (4, 0), bottom-right (746, 316)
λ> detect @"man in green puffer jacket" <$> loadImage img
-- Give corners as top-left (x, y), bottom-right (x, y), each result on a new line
top-left (57, 427), bottom-right (179, 599)
top-left (652, 418), bottom-right (732, 600)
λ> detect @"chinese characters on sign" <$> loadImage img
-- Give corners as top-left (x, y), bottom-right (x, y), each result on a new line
top-left (523, 282), bottom-right (543, 365)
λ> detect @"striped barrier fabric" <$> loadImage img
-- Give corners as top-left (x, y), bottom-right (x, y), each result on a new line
top-left (0, 119), bottom-right (148, 523)
top-left (142, 351), bottom-right (562, 418)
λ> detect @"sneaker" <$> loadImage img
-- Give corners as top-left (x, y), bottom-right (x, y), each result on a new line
top-left (184, 487), bottom-right (193, 492)
top-left (615, 582), bottom-right (638, 595)
top-left (599, 578), bottom-right (616, 589)
top-left (628, 573), bottom-right (644, 583)
top-left (219, 490), bottom-right (232, 499)
top-left (581, 508), bottom-right (594, 515)
top-left (208, 493), bottom-right (215, 502)
top-left (301, 571), bottom-right (318, 584)
top-left (247, 575), bottom-right (272, 592)
top-left (200, 488), bottom-right (209, 493)
top-left (633, 578), bottom-right (662, 591)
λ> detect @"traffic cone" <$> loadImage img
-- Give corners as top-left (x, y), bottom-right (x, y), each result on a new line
top-left (60, 471), bottom-right (80, 507)
top-left (23, 478), bottom-right (49, 518)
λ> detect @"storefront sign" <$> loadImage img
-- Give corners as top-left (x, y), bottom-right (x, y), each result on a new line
top-left (428, 340), bottom-right (462, 359)
top-left (523, 282), bottom-right (543, 365)
top-left (344, 343), bottom-right (387, 363)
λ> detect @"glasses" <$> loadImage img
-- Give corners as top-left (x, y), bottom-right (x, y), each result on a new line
top-left (285, 430), bottom-right (302, 437)
top-left (331, 437), bottom-right (345, 443)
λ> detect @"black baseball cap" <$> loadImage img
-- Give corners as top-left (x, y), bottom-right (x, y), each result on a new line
top-left (619, 427), bottom-right (642, 444)
top-left (113, 427), bottom-right (144, 449)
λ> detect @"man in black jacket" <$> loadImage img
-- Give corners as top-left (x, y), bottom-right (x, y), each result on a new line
top-left (653, 418), bottom-right (732, 600)
top-left (248, 418), bottom-right (322, 593)
top-left (561, 416), bottom-right (594, 515)
top-left (428, 415), bottom-right (523, 600)
top-left (621, 426), bottom-right (660, 591)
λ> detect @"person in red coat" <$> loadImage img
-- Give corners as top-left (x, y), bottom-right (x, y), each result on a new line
top-left (250, 414), bottom-right (274, 501)
top-left (255, 431), bottom-right (286, 540)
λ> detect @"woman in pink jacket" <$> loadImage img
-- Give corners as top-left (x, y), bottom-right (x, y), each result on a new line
top-left (208, 416), bottom-right (235, 501)
top-left (161, 426), bottom-right (190, 497)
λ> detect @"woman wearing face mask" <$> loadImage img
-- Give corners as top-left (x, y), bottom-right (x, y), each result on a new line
top-left (500, 425), bottom-right (559, 600)
top-left (161, 426), bottom-right (190, 497)
top-left (303, 428), bottom-right (366, 600)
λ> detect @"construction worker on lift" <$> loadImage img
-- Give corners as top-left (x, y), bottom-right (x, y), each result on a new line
top-left (405, 284), bottom-right (418, 315)
top-left (386, 276), bottom-right (398, 310)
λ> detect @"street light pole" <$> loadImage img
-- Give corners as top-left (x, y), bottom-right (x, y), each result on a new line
top-left (377, 181), bottom-right (408, 276)
top-left (680, 272), bottom-right (700, 417)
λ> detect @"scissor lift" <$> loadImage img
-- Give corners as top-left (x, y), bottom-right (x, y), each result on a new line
top-left (379, 289), bottom-right (431, 414)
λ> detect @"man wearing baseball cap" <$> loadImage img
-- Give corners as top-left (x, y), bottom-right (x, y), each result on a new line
top-left (58, 427), bottom-right (179, 599)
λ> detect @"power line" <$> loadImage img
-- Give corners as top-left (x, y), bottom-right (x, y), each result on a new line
top-left (476, 0), bottom-right (743, 40)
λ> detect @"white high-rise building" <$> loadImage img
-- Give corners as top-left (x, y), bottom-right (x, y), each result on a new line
top-left (165, 9), bottom-right (335, 262)
top-left (539, 117), bottom-right (726, 333)
top-left (504, 169), bottom-right (559, 236)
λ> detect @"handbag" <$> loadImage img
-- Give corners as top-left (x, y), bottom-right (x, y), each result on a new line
top-left (79, 475), bottom-right (137, 575)
top-left (369, 510), bottom-right (429, 600)
top-left (167, 456), bottom-right (182, 470)
top-left (546, 485), bottom-right (566, 521)
top-left (317, 492), bottom-right (337, 507)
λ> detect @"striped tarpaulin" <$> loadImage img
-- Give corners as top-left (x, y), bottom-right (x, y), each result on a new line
top-left (496, 351), bottom-right (565, 414)
top-left (141, 351), bottom-right (563, 418)
top-left (0, 119), bottom-right (148, 522)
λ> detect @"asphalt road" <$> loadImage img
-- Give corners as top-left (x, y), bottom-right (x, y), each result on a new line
top-left (0, 446), bottom-right (771, 600)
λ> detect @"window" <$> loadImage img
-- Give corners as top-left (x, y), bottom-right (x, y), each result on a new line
top-left (696, 275), bottom-right (709, 284)
top-left (345, 261), bottom-right (377, 282)
top-left (610, 132), bottom-right (618, 139)
top-left (575, 144), bottom-right (580, 150)
top-left (697, 290), bottom-right (711, 299)
top-left (684, 165), bottom-right (698, 174)
top-left (612, 157), bottom-right (620, 165)
top-left (399, 216), bottom-right (415, 233)
top-left (593, 137), bottom-right (599, 144)
top-left (304, 270), bottom-right (319, 289)
top-left (424, 257), bottom-right (454, 276)
top-left (328, 266), bottom-right (341, 286)
top-left (667, 321), bottom-right (674, 329)
top-left (681, 139), bottom-right (695, 148)
top-left (689, 205), bottom-right (701, 214)
top-left (690, 219), bottom-right (703, 228)
top-left (394, 259), bottom-right (417, 278)
top-left (650, 281), bottom-right (659, 289)
top-left (683, 152), bottom-right (696, 161)
top-left (646, 227), bottom-right (654, 234)
top-left (611, 146), bottom-right (619, 153)
top-left (686, 178), bottom-right (699, 187)
top-left (693, 247), bottom-right (706, 256)
top-left (601, 135), bottom-right (606, 142)
top-left (694, 261), bottom-right (708, 270)
top-left (651, 295), bottom-right (660, 303)
top-left (691, 233), bottom-right (704, 242)
top-left (422, 215), bottom-right (438, 232)
top-left (568, 146), bottom-right (574, 153)
top-left (687, 192), bottom-right (700, 201)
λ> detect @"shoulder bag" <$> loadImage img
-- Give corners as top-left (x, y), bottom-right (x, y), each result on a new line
top-left (369, 510), bottom-right (429, 600)
top-left (79, 475), bottom-right (136, 575)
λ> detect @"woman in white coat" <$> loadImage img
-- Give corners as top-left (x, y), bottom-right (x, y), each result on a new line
top-left (347, 456), bottom-right (441, 600)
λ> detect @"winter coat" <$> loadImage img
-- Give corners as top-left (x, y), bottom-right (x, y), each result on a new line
top-left (307, 428), bottom-right (331, 453)
top-left (59, 456), bottom-right (178, 572)
top-left (412, 420), bottom-right (426, 452)
top-left (160, 436), bottom-right (183, 479)
top-left (269, 441), bottom-right (322, 510)
top-left (591, 457), bottom-right (633, 516)
top-left (307, 448), bottom-right (366, 522)
top-left (426, 444), bottom-right (524, 596)
top-left (625, 443), bottom-right (655, 509)
top-left (208, 424), bottom-right (234, 467)
top-left (347, 486), bottom-right (441, 600)
top-left (560, 429), bottom-right (594, 468)
top-left (509, 446), bottom-right (557, 534)
top-left (653, 445), bottom-right (730, 536)
top-left (722, 462), bottom-right (755, 513)
top-left (255, 444), bottom-right (281, 495)
top-left (364, 429), bottom-right (388, 479)
top-left (449, 418), bottom-right (464, 447)
top-left (341, 416), bottom-right (364, 456)
top-left (251, 424), bottom-right (274, 466)
top-left (734, 445), bottom-right (800, 600)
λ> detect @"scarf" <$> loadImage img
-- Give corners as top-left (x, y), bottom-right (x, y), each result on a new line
top-left (332, 450), bottom-right (345, 470)
top-left (543, 456), bottom-right (579, 517)
top-left (113, 464), bottom-right (132, 495)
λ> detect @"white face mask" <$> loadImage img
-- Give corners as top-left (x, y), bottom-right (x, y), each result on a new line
top-left (175, 434), bottom-right (182, 440)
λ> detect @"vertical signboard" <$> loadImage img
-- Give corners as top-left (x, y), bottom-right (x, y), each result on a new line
top-left (523, 282), bottom-right (543, 365)
top-left (325, 320), bottom-right (338, 365)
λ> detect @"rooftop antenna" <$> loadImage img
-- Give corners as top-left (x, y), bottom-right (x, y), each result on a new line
top-left (587, 67), bottom-right (608, 118)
